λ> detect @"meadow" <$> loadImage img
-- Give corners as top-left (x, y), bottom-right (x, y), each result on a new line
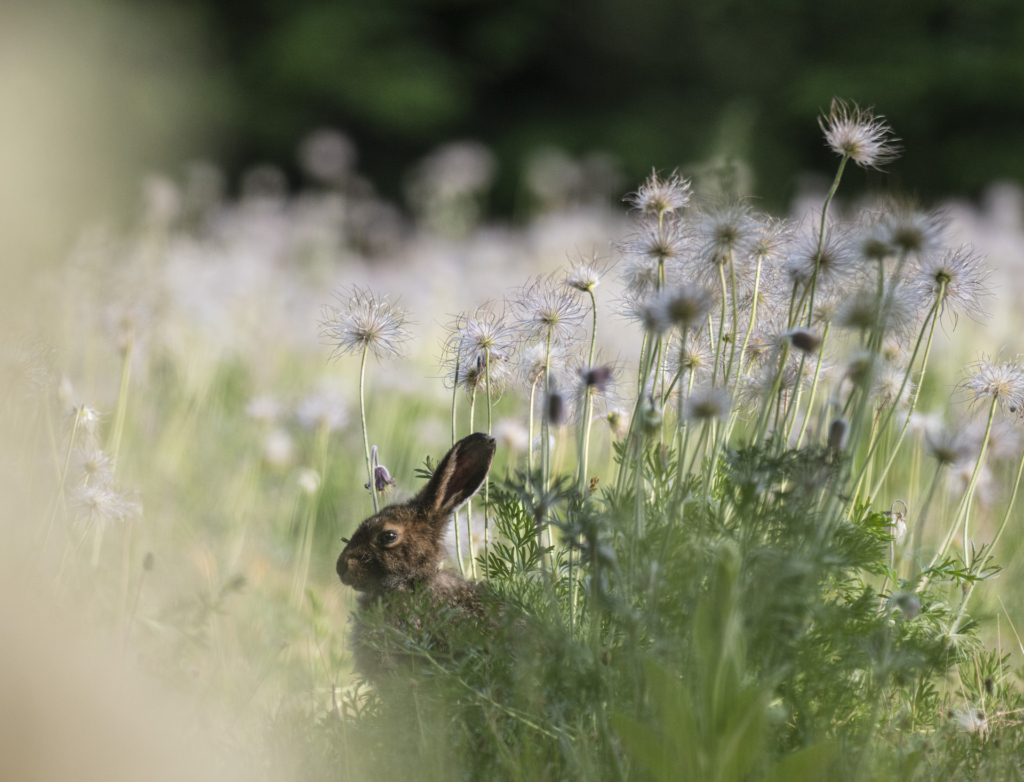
top-left (6, 102), bottom-right (1024, 780)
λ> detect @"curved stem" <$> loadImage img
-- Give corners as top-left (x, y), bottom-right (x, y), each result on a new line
top-left (358, 344), bottom-right (378, 514)
top-left (795, 322), bottom-right (831, 448)
top-left (868, 288), bottom-right (944, 503)
top-left (802, 155), bottom-right (849, 328)
top-left (919, 396), bottom-right (998, 591)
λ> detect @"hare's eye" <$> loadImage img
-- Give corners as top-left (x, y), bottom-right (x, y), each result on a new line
top-left (379, 530), bottom-right (398, 546)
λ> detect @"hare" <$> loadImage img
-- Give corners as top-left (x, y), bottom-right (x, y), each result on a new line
top-left (336, 432), bottom-right (497, 677)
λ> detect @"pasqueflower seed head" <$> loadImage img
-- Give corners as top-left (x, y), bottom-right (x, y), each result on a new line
top-left (819, 98), bottom-right (901, 169)
top-left (564, 255), bottom-right (604, 292)
top-left (321, 286), bottom-right (411, 361)
top-left (645, 284), bottom-right (714, 333)
top-left (961, 358), bottom-right (1024, 413)
top-left (513, 275), bottom-right (586, 344)
top-left (785, 328), bottom-right (822, 354)
top-left (696, 203), bottom-right (756, 271)
top-left (685, 386), bottom-right (731, 421)
top-left (618, 217), bottom-right (689, 291)
top-left (883, 205), bottom-right (947, 259)
top-left (626, 170), bottom-right (692, 215)
top-left (71, 484), bottom-right (142, 526)
top-left (872, 362), bottom-right (915, 410)
top-left (786, 221), bottom-right (859, 287)
top-left (913, 245), bottom-right (991, 321)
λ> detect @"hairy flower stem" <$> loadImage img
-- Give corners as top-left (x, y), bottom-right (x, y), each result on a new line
top-left (754, 342), bottom-right (790, 444)
top-left (920, 396), bottom-right (998, 592)
top-left (292, 422), bottom-right (329, 607)
top-left (108, 330), bottom-right (133, 463)
top-left (451, 349), bottom-right (466, 577)
top-left (845, 290), bottom-right (942, 513)
top-left (724, 257), bottom-right (762, 445)
top-left (904, 462), bottom-right (944, 576)
top-left (528, 373), bottom-right (541, 476)
top-left (674, 328), bottom-right (690, 494)
top-left (801, 155), bottom-right (849, 328)
top-left (795, 323), bottom-right (832, 448)
top-left (578, 289), bottom-right (599, 494)
top-left (467, 387), bottom-right (478, 578)
top-left (358, 344), bottom-right (378, 514)
top-left (868, 289), bottom-right (944, 503)
top-left (484, 351), bottom-right (493, 579)
top-left (955, 445), bottom-right (1024, 625)
top-left (710, 265), bottom-right (729, 388)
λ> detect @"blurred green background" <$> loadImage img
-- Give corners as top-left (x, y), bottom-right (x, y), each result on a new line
top-left (171, 0), bottom-right (1024, 210)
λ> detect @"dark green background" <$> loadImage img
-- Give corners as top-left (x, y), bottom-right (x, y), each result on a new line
top-left (181, 0), bottom-right (1024, 211)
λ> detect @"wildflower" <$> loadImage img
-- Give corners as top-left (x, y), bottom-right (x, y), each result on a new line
top-left (785, 328), bottom-right (822, 354)
top-left (639, 397), bottom-right (663, 435)
top-left (890, 592), bottom-right (921, 620)
top-left (602, 409), bottom-right (628, 438)
top-left (645, 285), bottom-right (715, 333)
top-left (671, 332), bottom-right (716, 382)
top-left (75, 446), bottom-right (114, 485)
top-left (513, 275), bottom-right (586, 344)
top-left (854, 212), bottom-right (892, 262)
top-left (827, 418), bottom-right (849, 451)
top-left (924, 426), bottom-right (969, 466)
top-left (297, 468), bottom-right (321, 495)
top-left (913, 245), bottom-right (990, 321)
top-left (749, 217), bottom-right (793, 267)
top-left (872, 362), bottom-right (915, 410)
top-left (786, 221), bottom-right (858, 288)
top-left (263, 428), bottom-right (296, 468)
top-left (819, 98), bottom-right (901, 169)
top-left (954, 708), bottom-right (988, 735)
top-left (320, 286), bottom-right (411, 361)
top-left (618, 217), bottom-right (689, 293)
top-left (546, 388), bottom-right (566, 426)
top-left (445, 307), bottom-right (518, 394)
top-left (685, 386), bottom-right (731, 421)
top-left (883, 205), bottom-right (946, 259)
top-left (71, 484), bottom-right (141, 526)
top-left (961, 358), bottom-right (1024, 412)
top-left (565, 255), bottom-right (604, 292)
top-left (366, 463), bottom-right (396, 493)
top-left (581, 365), bottom-right (614, 393)
top-left (518, 342), bottom-right (569, 390)
top-left (625, 169), bottom-right (691, 216)
top-left (296, 388), bottom-right (348, 432)
top-left (836, 282), bottom-right (921, 340)
top-left (695, 203), bottom-right (756, 273)
top-left (65, 404), bottom-right (103, 442)
top-left (246, 395), bottom-right (281, 424)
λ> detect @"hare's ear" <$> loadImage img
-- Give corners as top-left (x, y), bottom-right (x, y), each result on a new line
top-left (418, 433), bottom-right (496, 519)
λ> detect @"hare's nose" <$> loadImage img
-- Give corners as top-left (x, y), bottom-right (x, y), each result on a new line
top-left (336, 555), bottom-right (348, 582)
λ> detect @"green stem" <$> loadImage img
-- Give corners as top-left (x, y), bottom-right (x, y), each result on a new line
top-left (108, 331), bottom-right (134, 463)
top-left (484, 351), bottom-right (493, 579)
top-left (358, 344), bottom-right (378, 514)
top-left (802, 155), bottom-right (849, 328)
top-left (955, 444), bottom-right (1024, 624)
top-left (468, 387), bottom-right (478, 578)
top-left (868, 288), bottom-right (944, 504)
top-left (919, 396), bottom-right (998, 592)
top-left (795, 322), bottom-right (831, 448)
top-left (451, 349), bottom-right (466, 577)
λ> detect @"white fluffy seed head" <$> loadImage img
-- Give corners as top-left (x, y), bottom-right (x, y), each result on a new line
top-left (961, 358), bottom-right (1024, 413)
top-left (913, 245), bottom-right (991, 322)
top-left (626, 170), bottom-right (691, 215)
top-left (819, 98), bottom-right (901, 169)
top-left (320, 286), bottom-right (411, 361)
top-left (685, 386), bottom-right (731, 421)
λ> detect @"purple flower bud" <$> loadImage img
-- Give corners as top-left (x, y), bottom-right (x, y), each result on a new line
top-left (827, 418), bottom-right (849, 451)
top-left (582, 365), bottom-right (613, 392)
top-left (546, 390), bottom-right (565, 426)
top-left (365, 465), bottom-right (396, 492)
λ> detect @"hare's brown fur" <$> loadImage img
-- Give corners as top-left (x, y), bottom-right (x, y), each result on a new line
top-left (337, 433), bottom-right (496, 677)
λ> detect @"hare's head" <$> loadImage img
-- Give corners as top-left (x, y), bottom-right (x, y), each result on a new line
top-left (336, 433), bottom-right (496, 595)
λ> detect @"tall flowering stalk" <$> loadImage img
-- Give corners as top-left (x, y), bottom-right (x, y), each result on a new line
top-left (321, 287), bottom-right (410, 514)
